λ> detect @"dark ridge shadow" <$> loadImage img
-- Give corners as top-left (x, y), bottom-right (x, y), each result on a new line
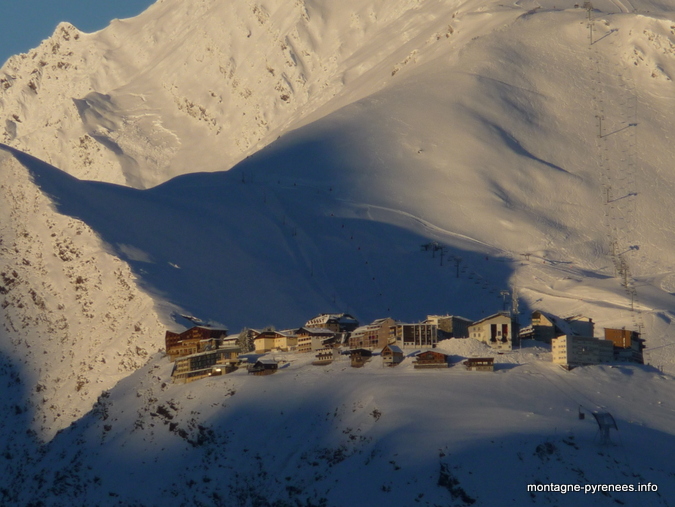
top-left (0, 143), bottom-right (527, 332)
top-left (0, 350), bottom-right (42, 505)
top-left (6, 359), bottom-right (674, 507)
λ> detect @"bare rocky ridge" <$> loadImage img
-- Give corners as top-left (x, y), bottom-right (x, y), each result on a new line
top-left (0, 148), bottom-right (165, 439)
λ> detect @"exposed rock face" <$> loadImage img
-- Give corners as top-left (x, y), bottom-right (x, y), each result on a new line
top-left (0, 147), bottom-right (165, 439)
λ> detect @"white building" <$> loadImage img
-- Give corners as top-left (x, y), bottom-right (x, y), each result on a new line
top-left (469, 312), bottom-right (517, 350)
top-left (551, 335), bottom-right (614, 369)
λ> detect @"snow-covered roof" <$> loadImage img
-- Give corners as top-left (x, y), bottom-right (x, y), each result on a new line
top-left (470, 312), bottom-right (511, 326)
top-left (536, 311), bottom-right (590, 337)
top-left (257, 359), bottom-right (278, 365)
top-left (305, 313), bottom-right (358, 326)
top-left (383, 344), bottom-right (403, 353)
top-left (426, 314), bottom-right (473, 322)
top-left (350, 318), bottom-right (394, 334)
top-left (254, 329), bottom-right (295, 339)
top-left (297, 326), bottom-right (335, 335)
top-left (415, 350), bottom-right (447, 357)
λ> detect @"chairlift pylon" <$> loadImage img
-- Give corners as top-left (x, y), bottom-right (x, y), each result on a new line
top-left (592, 411), bottom-right (618, 445)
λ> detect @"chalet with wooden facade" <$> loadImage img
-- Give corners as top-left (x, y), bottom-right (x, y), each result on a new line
top-left (381, 344), bottom-right (404, 367)
top-left (350, 349), bottom-right (372, 368)
top-left (248, 359), bottom-right (279, 376)
top-left (463, 357), bottom-right (494, 372)
top-left (604, 328), bottom-right (645, 364)
top-left (165, 326), bottom-right (229, 361)
top-left (312, 348), bottom-right (338, 366)
top-left (413, 350), bottom-right (449, 369)
top-left (469, 312), bottom-right (518, 350)
top-left (349, 318), bottom-right (396, 350)
top-left (172, 346), bottom-right (240, 383)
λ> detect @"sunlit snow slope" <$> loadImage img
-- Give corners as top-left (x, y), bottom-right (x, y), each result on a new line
top-left (1, 0), bottom-right (507, 188)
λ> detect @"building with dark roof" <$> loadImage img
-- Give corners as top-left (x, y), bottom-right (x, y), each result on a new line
top-left (165, 326), bottom-right (229, 361)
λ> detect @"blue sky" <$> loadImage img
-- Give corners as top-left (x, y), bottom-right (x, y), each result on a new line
top-left (0, 0), bottom-right (156, 66)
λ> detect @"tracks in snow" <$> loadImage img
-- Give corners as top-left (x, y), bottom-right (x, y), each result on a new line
top-left (587, 14), bottom-right (646, 338)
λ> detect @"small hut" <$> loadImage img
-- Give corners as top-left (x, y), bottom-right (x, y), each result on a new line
top-left (463, 357), bottom-right (494, 372)
top-left (248, 359), bottom-right (278, 376)
top-left (312, 348), bottom-right (337, 366)
top-left (381, 344), bottom-right (404, 367)
top-left (412, 350), bottom-right (449, 369)
top-left (350, 349), bottom-right (372, 368)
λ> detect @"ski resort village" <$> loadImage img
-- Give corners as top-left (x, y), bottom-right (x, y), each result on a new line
top-left (166, 310), bottom-right (646, 383)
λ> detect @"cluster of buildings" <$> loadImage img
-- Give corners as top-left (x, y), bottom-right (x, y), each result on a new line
top-left (521, 311), bottom-right (645, 369)
top-left (164, 310), bottom-right (645, 383)
top-left (248, 313), bottom-right (484, 353)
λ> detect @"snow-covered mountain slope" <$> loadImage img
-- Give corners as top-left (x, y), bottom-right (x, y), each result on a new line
top-left (3, 1), bottom-right (675, 351)
top-left (3, 344), bottom-right (675, 506)
top-left (0, 148), bottom-right (166, 440)
top-left (1, 0), bottom-right (675, 504)
top-left (0, 0), bottom-right (492, 188)
top-left (3, 0), bottom-right (671, 190)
